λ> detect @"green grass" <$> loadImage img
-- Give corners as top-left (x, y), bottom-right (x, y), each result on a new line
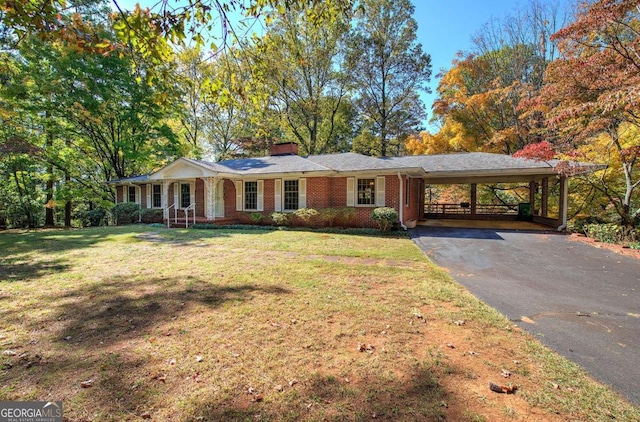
top-left (0, 226), bottom-right (638, 421)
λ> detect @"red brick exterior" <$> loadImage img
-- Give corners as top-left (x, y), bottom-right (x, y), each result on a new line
top-left (195, 179), bottom-right (205, 217)
top-left (118, 174), bottom-right (424, 228)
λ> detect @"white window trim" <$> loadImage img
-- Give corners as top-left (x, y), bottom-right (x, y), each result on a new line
top-left (150, 184), bottom-right (163, 209)
top-left (347, 176), bottom-right (386, 207)
top-left (125, 185), bottom-right (141, 204)
top-left (241, 180), bottom-right (264, 211)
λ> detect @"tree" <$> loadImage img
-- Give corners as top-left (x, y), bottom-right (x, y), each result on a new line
top-left (1, 0), bottom-right (356, 71)
top-left (411, 0), bottom-right (566, 156)
top-left (348, 0), bottom-right (431, 157)
top-left (542, 0), bottom-right (640, 227)
top-left (251, 4), bottom-right (352, 155)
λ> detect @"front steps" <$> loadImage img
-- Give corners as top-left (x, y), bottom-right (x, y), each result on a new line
top-left (166, 217), bottom-right (238, 228)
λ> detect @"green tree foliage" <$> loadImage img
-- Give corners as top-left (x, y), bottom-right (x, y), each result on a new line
top-left (251, 4), bottom-right (353, 155)
top-left (348, 0), bottom-right (431, 157)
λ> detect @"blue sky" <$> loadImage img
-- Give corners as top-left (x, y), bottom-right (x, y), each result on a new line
top-left (413, 0), bottom-right (529, 127)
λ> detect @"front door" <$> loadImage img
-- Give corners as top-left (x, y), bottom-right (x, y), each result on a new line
top-left (215, 180), bottom-right (224, 217)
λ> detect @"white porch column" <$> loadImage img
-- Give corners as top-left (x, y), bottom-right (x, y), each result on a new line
top-left (204, 177), bottom-right (217, 220)
top-left (162, 180), bottom-right (170, 219)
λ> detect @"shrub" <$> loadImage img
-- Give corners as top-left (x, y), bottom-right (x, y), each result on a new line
top-left (371, 207), bottom-right (398, 232)
top-left (140, 208), bottom-right (164, 224)
top-left (320, 207), bottom-right (356, 227)
top-left (76, 208), bottom-right (108, 227)
top-left (250, 212), bottom-right (264, 223)
top-left (292, 208), bottom-right (320, 227)
top-left (270, 212), bottom-right (291, 226)
top-left (110, 203), bottom-right (141, 225)
top-left (585, 223), bottom-right (622, 244)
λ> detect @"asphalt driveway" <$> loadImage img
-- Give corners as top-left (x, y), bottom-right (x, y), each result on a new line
top-left (411, 226), bottom-right (640, 406)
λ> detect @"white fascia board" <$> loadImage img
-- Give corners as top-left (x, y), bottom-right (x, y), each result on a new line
top-left (328, 167), bottom-right (426, 178)
top-left (148, 157), bottom-right (221, 180)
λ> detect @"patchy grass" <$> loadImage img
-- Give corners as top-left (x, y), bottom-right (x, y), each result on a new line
top-left (0, 226), bottom-right (637, 421)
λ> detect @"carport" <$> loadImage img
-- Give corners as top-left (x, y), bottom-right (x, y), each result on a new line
top-left (393, 153), bottom-right (601, 231)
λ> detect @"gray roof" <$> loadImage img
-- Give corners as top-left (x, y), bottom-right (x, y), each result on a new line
top-left (113, 152), bottom-right (599, 184)
top-left (307, 152), bottom-right (406, 171)
top-left (201, 155), bottom-right (331, 175)
top-left (108, 175), bottom-right (150, 184)
top-left (389, 153), bottom-right (556, 173)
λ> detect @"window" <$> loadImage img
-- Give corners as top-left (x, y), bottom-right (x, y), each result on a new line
top-left (180, 183), bottom-right (191, 208)
top-left (283, 180), bottom-right (299, 211)
top-left (357, 178), bottom-right (375, 205)
top-left (244, 181), bottom-right (258, 210)
top-left (152, 185), bottom-right (162, 208)
top-left (128, 186), bottom-right (137, 203)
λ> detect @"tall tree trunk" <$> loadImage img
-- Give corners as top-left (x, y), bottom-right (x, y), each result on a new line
top-left (45, 110), bottom-right (55, 227)
top-left (64, 138), bottom-right (72, 227)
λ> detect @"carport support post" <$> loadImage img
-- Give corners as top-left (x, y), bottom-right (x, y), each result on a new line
top-left (529, 181), bottom-right (537, 215)
top-left (470, 184), bottom-right (477, 216)
top-left (541, 178), bottom-right (549, 217)
top-left (558, 176), bottom-right (568, 230)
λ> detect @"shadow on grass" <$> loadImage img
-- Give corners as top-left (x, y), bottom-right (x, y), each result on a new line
top-left (0, 259), bottom-right (71, 283)
top-left (190, 365), bottom-right (447, 421)
top-left (0, 275), bottom-right (292, 418)
top-left (49, 276), bottom-right (291, 346)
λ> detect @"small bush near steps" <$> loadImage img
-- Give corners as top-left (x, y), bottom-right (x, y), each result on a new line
top-left (371, 207), bottom-right (398, 232)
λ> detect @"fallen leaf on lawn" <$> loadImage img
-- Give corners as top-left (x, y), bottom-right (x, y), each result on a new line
top-left (357, 343), bottom-right (374, 353)
top-left (152, 374), bottom-right (166, 383)
top-left (80, 379), bottom-right (94, 388)
top-left (489, 382), bottom-right (517, 394)
top-left (501, 369), bottom-right (512, 378)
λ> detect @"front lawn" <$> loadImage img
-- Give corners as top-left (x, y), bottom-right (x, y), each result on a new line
top-left (0, 226), bottom-right (637, 421)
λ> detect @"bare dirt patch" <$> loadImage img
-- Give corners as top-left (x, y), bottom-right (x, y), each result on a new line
top-left (568, 233), bottom-right (640, 260)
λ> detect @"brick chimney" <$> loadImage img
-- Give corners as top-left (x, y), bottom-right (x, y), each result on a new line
top-left (270, 142), bottom-right (299, 156)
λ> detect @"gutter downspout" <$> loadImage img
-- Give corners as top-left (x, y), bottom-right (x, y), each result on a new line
top-left (557, 177), bottom-right (568, 232)
top-left (398, 173), bottom-right (407, 230)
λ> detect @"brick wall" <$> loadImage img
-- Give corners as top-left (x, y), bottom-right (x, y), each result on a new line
top-left (306, 177), bottom-right (331, 209)
top-left (140, 185), bottom-right (147, 208)
top-left (152, 175), bottom-right (422, 228)
top-left (116, 186), bottom-right (123, 203)
top-left (195, 179), bottom-right (205, 217)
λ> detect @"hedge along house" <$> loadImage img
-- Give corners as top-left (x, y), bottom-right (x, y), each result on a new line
top-left (110, 142), bottom-right (599, 230)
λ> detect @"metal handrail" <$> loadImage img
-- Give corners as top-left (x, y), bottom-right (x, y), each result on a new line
top-left (166, 203), bottom-right (177, 228)
top-left (184, 202), bottom-right (196, 228)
